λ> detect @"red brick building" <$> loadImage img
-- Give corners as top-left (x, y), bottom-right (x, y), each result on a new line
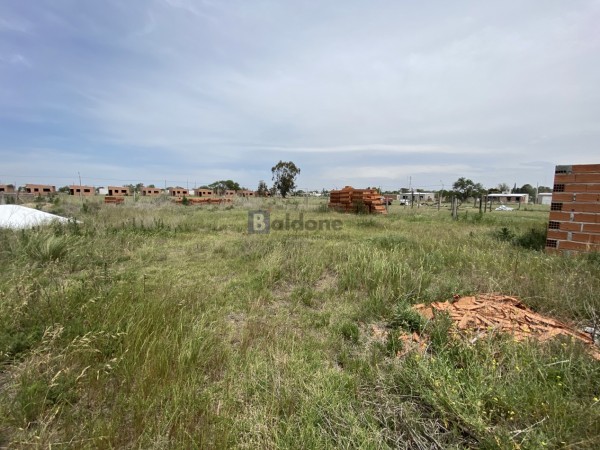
top-left (142, 187), bottom-right (162, 196)
top-left (69, 185), bottom-right (95, 196)
top-left (546, 164), bottom-right (600, 254)
top-left (0, 184), bottom-right (15, 193)
top-left (25, 184), bottom-right (56, 195)
top-left (108, 186), bottom-right (130, 196)
top-left (169, 187), bottom-right (189, 197)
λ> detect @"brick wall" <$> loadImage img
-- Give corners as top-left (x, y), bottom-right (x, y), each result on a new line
top-left (546, 164), bottom-right (600, 254)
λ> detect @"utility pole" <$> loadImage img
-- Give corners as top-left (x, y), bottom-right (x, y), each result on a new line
top-left (78, 171), bottom-right (83, 205)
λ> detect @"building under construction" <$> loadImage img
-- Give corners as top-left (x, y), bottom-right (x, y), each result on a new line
top-left (546, 164), bottom-right (600, 254)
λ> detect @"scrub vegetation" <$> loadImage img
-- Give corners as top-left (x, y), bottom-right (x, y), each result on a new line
top-left (0, 198), bottom-right (599, 449)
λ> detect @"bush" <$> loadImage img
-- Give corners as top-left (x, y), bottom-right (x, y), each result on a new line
top-left (391, 302), bottom-right (426, 333)
top-left (514, 227), bottom-right (547, 251)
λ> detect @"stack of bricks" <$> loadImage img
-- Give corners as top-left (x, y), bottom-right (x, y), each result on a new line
top-left (328, 186), bottom-right (387, 215)
top-left (546, 164), bottom-right (600, 254)
top-left (104, 196), bottom-right (125, 205)
top-left (173, 197), bottom-right (233, 205)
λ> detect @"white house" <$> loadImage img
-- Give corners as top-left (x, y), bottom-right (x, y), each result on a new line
top-left (537, 193), bottom-right (552, 205)
top-left (487, 193), bottom-right (529, 204)
top-left (397, 192), bottom-right (436, 203)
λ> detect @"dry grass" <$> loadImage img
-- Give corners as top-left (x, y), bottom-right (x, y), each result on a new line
top-left (0, 197), bottom-right (599, 448)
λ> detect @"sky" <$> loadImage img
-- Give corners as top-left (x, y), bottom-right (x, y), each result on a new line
top-left (1, 0), bottom-right (599, 191)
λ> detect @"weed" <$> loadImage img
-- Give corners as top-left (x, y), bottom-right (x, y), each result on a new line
top-left (0, 200), bottom-right (598, 448)
top-left (390, 302), bottom-right (426, 333)
top-left (514, 227), bottom-right (547, 251)
top-left (340, 322), bottom-right (359, 344)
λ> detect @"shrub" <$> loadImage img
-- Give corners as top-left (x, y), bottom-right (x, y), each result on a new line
top-left (514, 227), bottom-right (547, 251)
top-left (391, 302), bottom-right (426, 333)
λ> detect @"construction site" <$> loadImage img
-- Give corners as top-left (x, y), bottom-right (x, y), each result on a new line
top-left (1, 165), bottom-right (599, 449)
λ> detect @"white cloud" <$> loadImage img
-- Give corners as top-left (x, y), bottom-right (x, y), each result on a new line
top-left (1, 0), bottom-right (599, 189)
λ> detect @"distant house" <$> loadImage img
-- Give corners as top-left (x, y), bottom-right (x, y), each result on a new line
top-left (397, 192), bottom-right (436, 203)
top-left (537, 193), bottom-right (552, 205)
top-left (107, 186), bottom-right (131, 196)
top-left (25, 184), bottom-right (56, 195)
top-left (142, 187), bottom-right (162, 196)
top-left (195, 188), bottom-right (213, 197)
top-left (0, 184), bottom-right (15, 194)
top-left (224, 190), bottom-right (236, 197)
top-left (237, 190), bottom-right (255, 197)
top-left (169, 187), bottom-right (189, 197)
top-left (487, 193), bottom-right (529, 204)
top-left (69, 185), bottom-right (95, 196)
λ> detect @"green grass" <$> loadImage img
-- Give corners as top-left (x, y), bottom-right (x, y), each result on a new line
top-left (0, 198), bottom-right (599, 448)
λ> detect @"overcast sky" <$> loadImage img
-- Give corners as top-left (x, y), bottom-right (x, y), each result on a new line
top-left (1, 0), bottom-right (599, 190)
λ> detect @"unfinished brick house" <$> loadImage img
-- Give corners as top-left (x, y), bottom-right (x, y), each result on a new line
top-left (25, 184), bottom-right (56, 195)
top-left (546, 164), bottom-right (600, 254)
top-left (142, 187), bottom-right (162, 196)
top-left (237, 190), bottom-right (255, 197)
top-left (169, 187), bottom-right (189, 197)
top-left (108, 186), bottom-right (130, 196)
top-left (0, 184), bottom-right (15, 193)
top-left (224, 190), bottom-right (236, 197)
top-left (195, 189), bottom-right (213, 197)
top-left (69, 185), bottom-right (95, 196)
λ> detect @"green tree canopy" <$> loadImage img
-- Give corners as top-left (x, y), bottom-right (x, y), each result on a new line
top-left (257, 180), bottom-right (269, 196)
top-left (271, 161), bottom-right (301, 198)
top-left (209, 180), bottom-right (241, 195)
top-left (452, 177), bottom-right (485, 202)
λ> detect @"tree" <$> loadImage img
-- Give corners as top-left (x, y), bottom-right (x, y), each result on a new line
top-left (514, 184), bottom-right (536, 198)
top-left (257, 180), bottom-right (269, 197)
top-left (58, 186), bottom-right (70, 194)
top-left (271, 161), bottom-right (301, 198)
top-left (209, 180), bottom-right (241, 195)
top-left (452, 177), bottom-right (485, 202)
top-left (497, 183), bottom-right (510, 193)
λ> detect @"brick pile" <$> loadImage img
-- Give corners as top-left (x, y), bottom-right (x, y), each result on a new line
top-left (328, 186), bottom-right (387, 214)
top-left (173, 197), bottom-right (233, 205)
top-left (546, 164), bottom-right (600, 254)
top-left (104, 196), bottom-right (125, 205)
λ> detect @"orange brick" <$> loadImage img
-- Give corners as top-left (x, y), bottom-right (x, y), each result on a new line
top-left (557, 240), bottom-right (597, 251)
top-left (563, 183), bottom-right (589, 193)
top-left (547, 230), bottom-right (569, 240)
top-left (582, 223), bottom-right (600, 233)
top-left (573, 213), bottom-right (600, 223)
top-left (561, 203), bottom-right (600, 213)
top-left (549, 211), bottom-right (573, 221)
top-left (552, 193), bottom-right (577, 202)
top-left (553, 173), bottom-right (576, 183)
top-left (572, 164), bottom-right (600, 173)
top-left (559, 222), bottom-right (583, 232)
top-left (572, 193), bottom-right (600, 202)
top-left (575, 173), bottom-right (600, 183)
top-left (572, 233), bottom-right (600, 244)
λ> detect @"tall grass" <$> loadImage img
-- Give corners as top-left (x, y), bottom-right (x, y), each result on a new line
top-left (0, 201), bottom-right (598, 448)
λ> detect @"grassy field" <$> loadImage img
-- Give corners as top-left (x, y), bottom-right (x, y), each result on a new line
top-left (1, 197), bottom-right (599, 449)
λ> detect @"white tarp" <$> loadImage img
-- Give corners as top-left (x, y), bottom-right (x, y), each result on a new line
top-left (495, 205), bottom-right (514, 211)
top-left (0, 205), bottom-right (72, 229)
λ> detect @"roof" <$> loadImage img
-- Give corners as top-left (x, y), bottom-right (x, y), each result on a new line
top-left (487, 193), bottom-right (528, 197)
top-left (0, 205), bottom-right (73, 229)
